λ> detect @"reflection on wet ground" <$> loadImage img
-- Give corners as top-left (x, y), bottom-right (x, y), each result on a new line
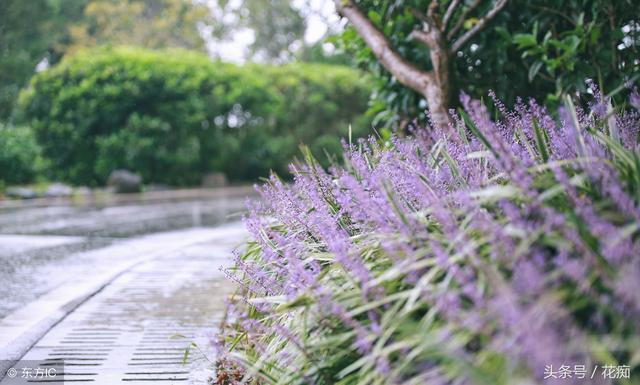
top-left (0, 190), bottom-right (251, 237)
top-left (0, 238), bottom-right (113, 317)
top-left (0, 187), bottom-right (254, 318)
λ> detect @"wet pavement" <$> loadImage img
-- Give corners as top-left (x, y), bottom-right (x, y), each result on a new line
top-left (0, 187), bottom-right (253, 318)
top-left (0, 223), bottom-right (247, 384)
top-left (0, 187), bottom-right (253, 383)
top-left (0, 237), bottom-right (113, 318)
top-left (0, 187), bottom-right (252, 237)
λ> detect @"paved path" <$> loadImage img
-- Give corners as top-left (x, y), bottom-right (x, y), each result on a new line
top-left (0, 223), bottom-right (247, 384)
top-left (0, 187), bottom-right (254, 318)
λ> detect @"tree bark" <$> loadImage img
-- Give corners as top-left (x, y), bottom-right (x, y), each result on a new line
top-left (334, 0), bottom-right (452, 130)
top-left (334, 0), bottom-right (506, 131)
top-left (410, 27), bottom-right (452, 130)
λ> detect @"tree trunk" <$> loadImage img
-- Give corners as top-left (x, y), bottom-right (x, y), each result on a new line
top-left (334, 1), bottom-right (452, 130)
top-left (423, 30), bottom-right (452, 130)
top-left (334, 0), bottom-right (508, 131)
top-left (424, 76), bottom-right (451, 131)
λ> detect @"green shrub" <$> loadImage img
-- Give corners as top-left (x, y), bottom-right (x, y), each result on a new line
top-left (0, 124), bottom-right (43, 185)
top-left (17, 46), bottom-right (372, 186)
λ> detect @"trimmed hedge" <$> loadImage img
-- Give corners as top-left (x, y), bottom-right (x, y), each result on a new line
top-left (17, 46), bottom-right (372, 186)
top-left (0, 124), bottom-right (43, 185)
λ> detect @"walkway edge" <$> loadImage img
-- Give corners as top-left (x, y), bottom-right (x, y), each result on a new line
top-left (0, 222), bottom-right (246, 378)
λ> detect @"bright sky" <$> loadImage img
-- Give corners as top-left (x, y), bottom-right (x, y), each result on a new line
top-left (295, 0), bottom-right (341, 43)
top-left (201, 0), bottom-right (341, 63)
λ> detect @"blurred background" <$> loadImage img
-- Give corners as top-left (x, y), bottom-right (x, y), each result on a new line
top-left (0, 0), bottom-right (372, 196)
top-left (0, 0), bottom-right (637, 195)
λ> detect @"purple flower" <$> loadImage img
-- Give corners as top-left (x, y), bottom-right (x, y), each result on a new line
top-left (216, 90), bottom-right (640, 385)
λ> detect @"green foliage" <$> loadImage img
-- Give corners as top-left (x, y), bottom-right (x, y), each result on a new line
top-left (0, 0), bottom-right (88, 120)
top-left (253, 63), bottom-right (372, 173)
top-left (0, 124), bottom-right (44, 185)
top-left (243, 0), bottom-right (306, 62)
top-left (65, 0), bottom-right (211, 55)
top-left (507, 1), bottom-right (639, 102)
top-left (336, 0), bottom-right (639, 127)
top-left (17, 46), bottom-right (372, 186)
top-left (206, 0), bottom-right (320, 64)
top-left (0, 0), bottom-right (215, 122)
top-left (297, 41), bottom-right (353, 66)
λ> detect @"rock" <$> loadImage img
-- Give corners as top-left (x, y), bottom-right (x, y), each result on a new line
top-left (202, 172), bottom-right (227, 188)
top-left (5, 187), bottom-right (37, 199)
top-left (107, 170), bottom-right (142, 193)
top-left (46, 183), bottom-right (73, 197)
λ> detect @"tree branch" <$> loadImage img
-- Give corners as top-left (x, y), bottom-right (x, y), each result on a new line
top-left (451, 0), bottom-right (507, 52)
top-left (334, 0), bottom-right (453, 129)
top-left (334, 0), bottom-right (433, 94)
top-left (446, 0), bottom-right (481, 40)
top-left (427, 0), bottom-right (440, 21)
top-left (407, 1), bottom-right (441, 30)
top-left (409, 7), bottom-right (436, 31)
top-left (443, 0), bottom-right (460, 27)
top-left (409, 29), bottom-right (434, 47)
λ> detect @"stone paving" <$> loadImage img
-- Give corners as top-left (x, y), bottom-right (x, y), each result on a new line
top-left (0, 223), bottom-right (246, 385)
top-left (0, 187), bottom-right (253, 318)
top-left (0, 188), bottom-right (254, 384)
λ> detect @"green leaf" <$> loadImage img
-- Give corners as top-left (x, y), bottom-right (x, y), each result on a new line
top-left (181, 344), bottom-right (192, 365)
top-left (367, 10), bottom-right (382, 27)
top-left (494, 26), bottom-right (511, 40)
top-left (512, 33), bottom-right (537, 48)
top-left (528, 60), bottom-right (543, 82)
top-left (458, 108), bottom-right (499, 159)
top-left (533, 118), bottom-right (550, 163)
top-left (464, 17), bottom-right (479, 30)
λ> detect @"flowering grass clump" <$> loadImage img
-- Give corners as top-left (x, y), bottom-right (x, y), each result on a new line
top-left (215, 90), bottom-right (640, 385)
